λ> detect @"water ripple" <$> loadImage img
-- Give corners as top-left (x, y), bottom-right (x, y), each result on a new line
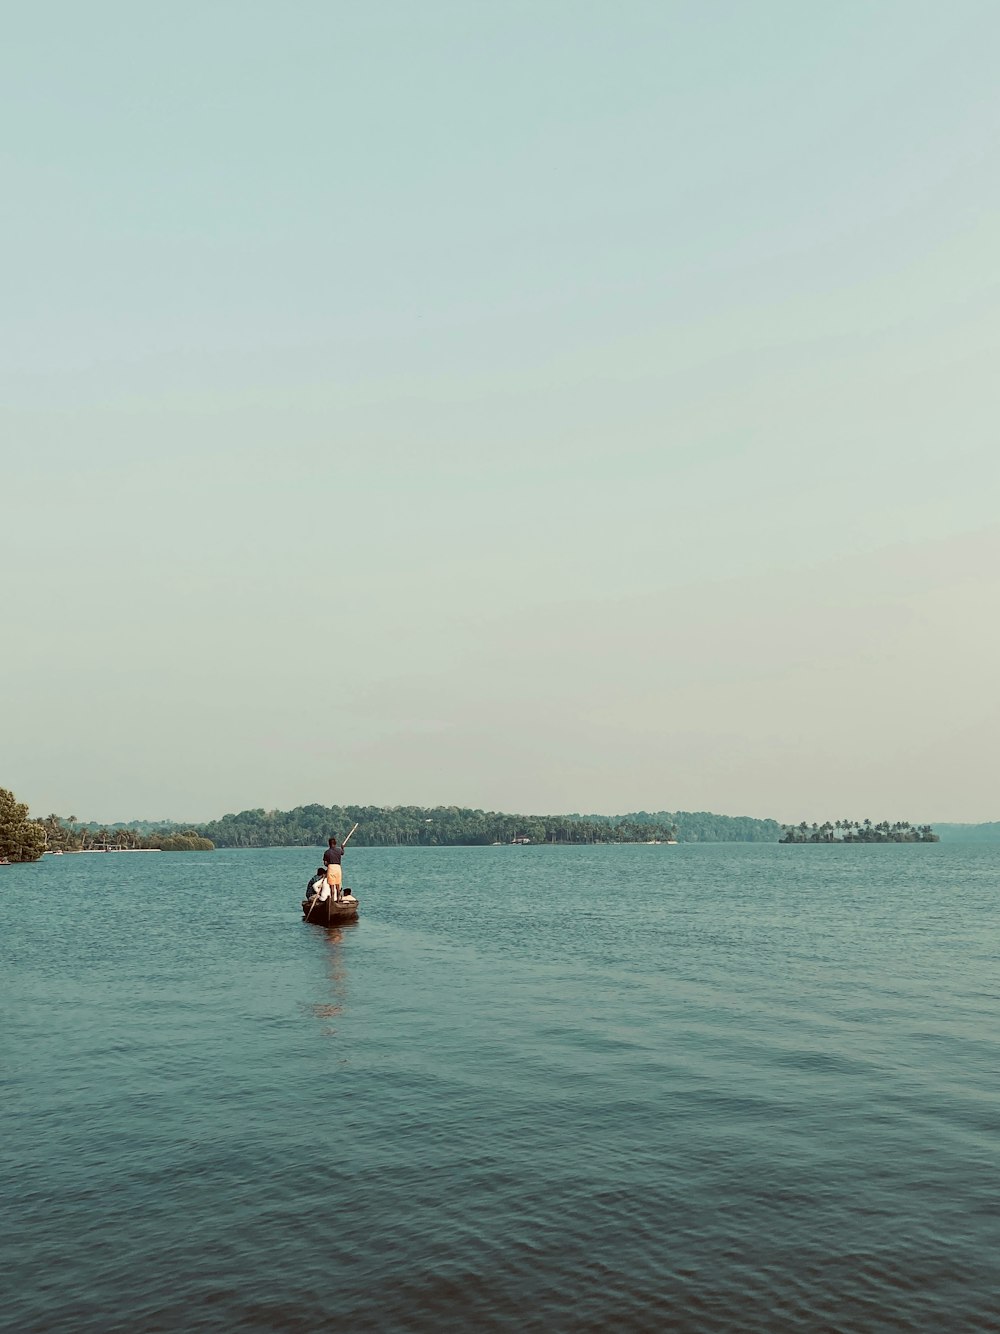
top-left (2, 844), bottom-right (999, 1331)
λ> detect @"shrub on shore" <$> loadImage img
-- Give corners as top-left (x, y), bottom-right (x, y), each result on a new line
top-left (141, 832), bottom-right (214, 852)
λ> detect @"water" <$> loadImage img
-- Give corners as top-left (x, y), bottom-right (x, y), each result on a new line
top-left (2, 844), bottom-right (998, 1332)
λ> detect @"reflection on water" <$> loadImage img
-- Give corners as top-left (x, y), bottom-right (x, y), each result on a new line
top-left (307, 921), bottom-right (357, 1032)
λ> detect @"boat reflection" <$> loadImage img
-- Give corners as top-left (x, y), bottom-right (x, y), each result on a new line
top-left (307, 921), bottom-right (358, 1034)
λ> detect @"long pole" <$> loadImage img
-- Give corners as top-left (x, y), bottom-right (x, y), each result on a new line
top-left (340, 824), bottom-right (359, 899)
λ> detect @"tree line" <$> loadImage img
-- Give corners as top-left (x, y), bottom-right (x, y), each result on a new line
top-left (44, 818), bottom-right (214, 853)
top-left (192, 803), bottom-right (781, 848)
top-left (0, 791), bottom-right (213, 861)
top-left (780, 820), bottom-right (939, 843)
top-left (2, 785), bottom-right (783, 861)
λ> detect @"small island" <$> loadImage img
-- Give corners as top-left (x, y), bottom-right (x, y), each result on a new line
top-left (780, 820), bottom-right (939, 844)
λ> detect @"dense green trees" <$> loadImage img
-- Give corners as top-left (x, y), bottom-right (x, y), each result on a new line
top-left (192, 803), bottom-right (780, 848)
top-left (4, 811), bottom-right (214, 854)
top-left (37, 813), bottom-right (79, 851)
top-left (144, 832), bottom-right (214, 852)
top-left (779, 820), bottom-right (939, 843)
top-left (50, 821), bottom-right (142, 851)
top-left (0, 788), bottom-right (47, 863)
top-left (1, 793), bottom-right (781, 857)
top-left (624, 810), bottom-right (781, 842)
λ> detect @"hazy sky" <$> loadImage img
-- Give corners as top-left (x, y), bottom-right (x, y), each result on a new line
top-left (4, 1), bottom-right (999, 824)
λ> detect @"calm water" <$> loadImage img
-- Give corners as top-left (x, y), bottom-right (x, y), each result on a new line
top-left (2, 844), bottom-right (998, 1332)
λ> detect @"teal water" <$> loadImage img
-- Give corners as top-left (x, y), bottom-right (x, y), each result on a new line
top-left (2, 844), bottom-right (998, 1332)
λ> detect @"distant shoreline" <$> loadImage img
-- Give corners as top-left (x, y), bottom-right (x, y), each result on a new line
top-left (46, 848), bottom-right (163, 855)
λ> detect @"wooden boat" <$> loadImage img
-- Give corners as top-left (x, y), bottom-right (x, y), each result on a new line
top-left (302, 892), bottom-right (359, 926)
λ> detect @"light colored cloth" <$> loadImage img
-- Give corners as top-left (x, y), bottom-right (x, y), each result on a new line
top-left (326, 864), bottom-right (343, 892)
top-left (315, 880), bottom-right (331, 902)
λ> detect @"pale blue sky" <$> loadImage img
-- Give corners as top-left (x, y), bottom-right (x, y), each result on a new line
top-left (4, 1), bottom-right (999, 823)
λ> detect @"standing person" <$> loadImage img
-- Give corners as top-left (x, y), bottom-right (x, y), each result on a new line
top-left (323, 836), bottom-right (343, 901)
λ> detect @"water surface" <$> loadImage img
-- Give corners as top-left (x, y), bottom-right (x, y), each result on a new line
top-left (2, 844), bottom-right (998, 1331)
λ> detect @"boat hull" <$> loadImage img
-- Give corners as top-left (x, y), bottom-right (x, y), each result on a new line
top-left (302, 896), bottom-right (359, 926)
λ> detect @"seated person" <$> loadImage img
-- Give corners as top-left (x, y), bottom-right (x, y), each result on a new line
top-left (305, 867), bottom-right (326, 899)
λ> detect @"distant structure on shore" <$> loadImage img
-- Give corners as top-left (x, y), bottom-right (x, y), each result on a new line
top-left (780, 820), bottom-right (939, 844)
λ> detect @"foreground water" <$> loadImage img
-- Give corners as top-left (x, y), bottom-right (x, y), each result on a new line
top-left (2, 843), bottom-right (998, 1332)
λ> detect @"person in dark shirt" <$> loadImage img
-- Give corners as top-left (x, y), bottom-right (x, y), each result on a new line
top-left (323, 837), bottom-right (343, 900)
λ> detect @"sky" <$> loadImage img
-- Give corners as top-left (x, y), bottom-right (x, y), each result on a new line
top-left (4, 1), bottom-right (999, 824)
